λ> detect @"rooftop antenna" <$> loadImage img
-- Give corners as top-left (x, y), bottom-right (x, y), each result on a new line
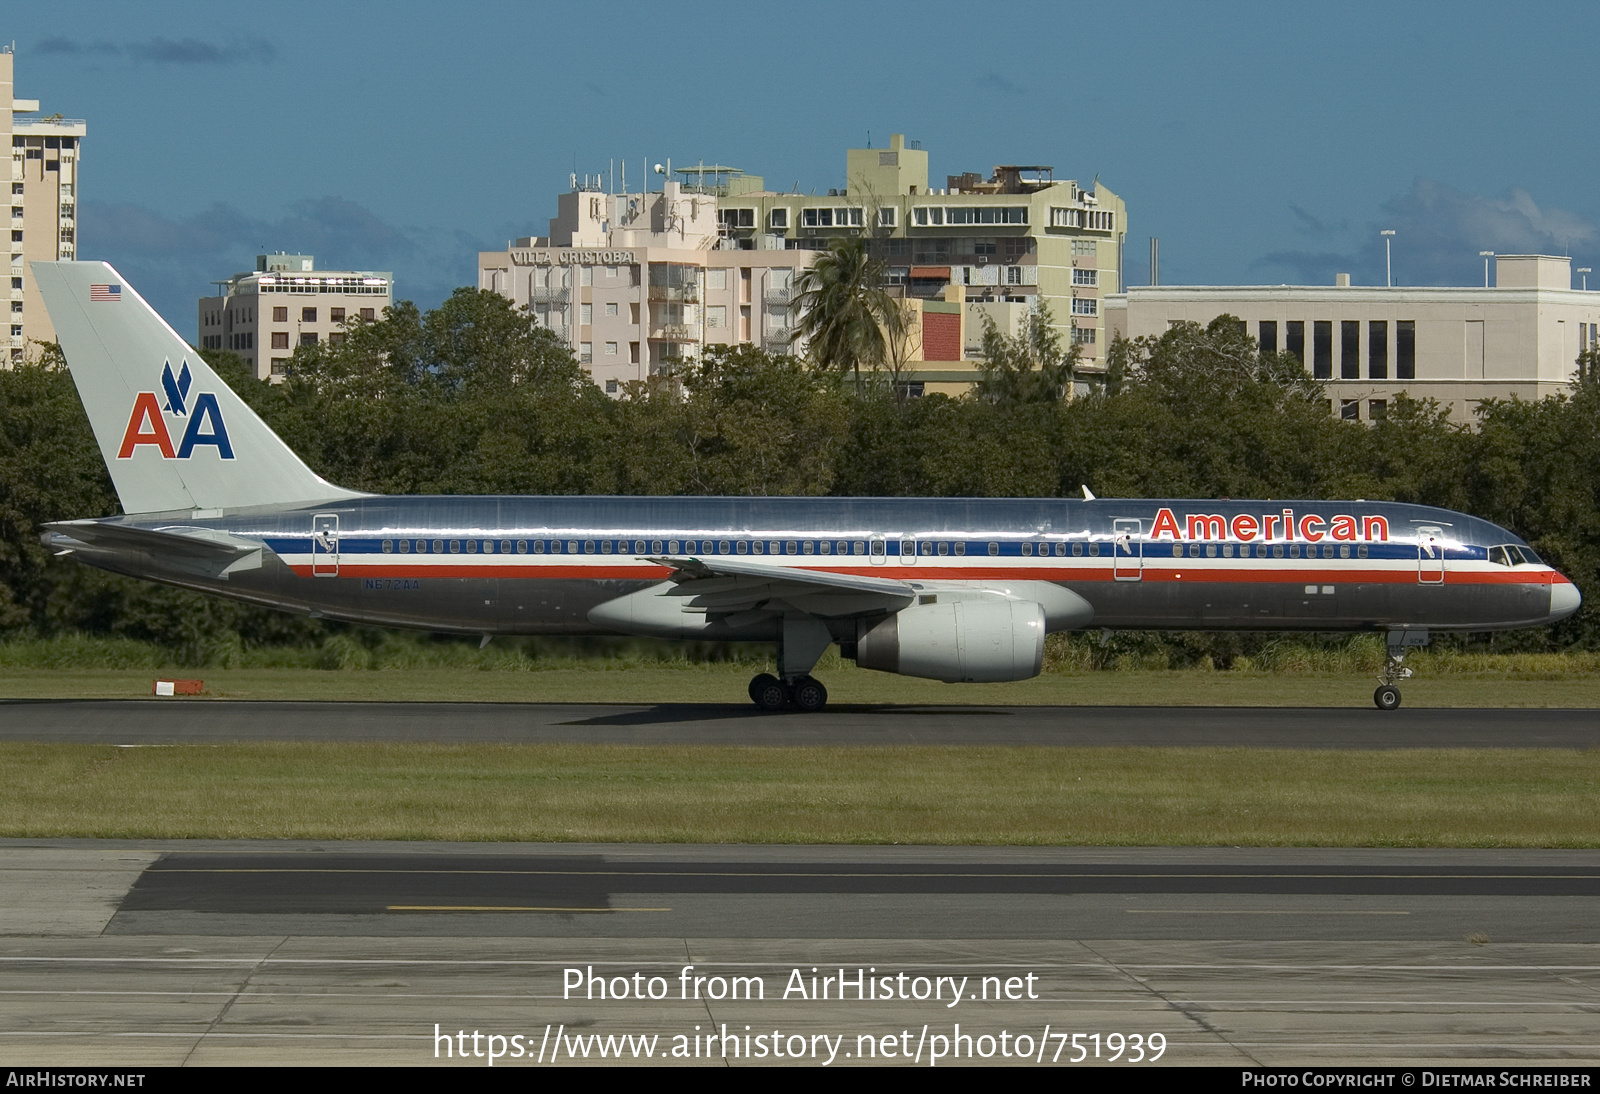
top-left (867, 130), bottom-right (871, 149)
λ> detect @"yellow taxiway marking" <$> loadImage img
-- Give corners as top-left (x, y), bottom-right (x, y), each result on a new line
top-left (386, 905), bottom-right (670, 913)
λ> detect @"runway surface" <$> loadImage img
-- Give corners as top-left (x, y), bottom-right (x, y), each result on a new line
top-left (0, 699), bottom-right (1596, 747)
top-left (2, 842), bottom-right (1599, 1067)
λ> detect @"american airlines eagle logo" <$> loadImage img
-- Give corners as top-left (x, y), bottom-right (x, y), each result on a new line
top-left (116, 360), bottom-right (235, 460)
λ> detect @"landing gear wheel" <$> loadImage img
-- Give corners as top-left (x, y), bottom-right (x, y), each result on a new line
top-left (791, 676), bottom-right (828, 713)
top-left (750, 674), bottom-right (790, 712)
top-left (1374, 685), bottom-right (1402, 711)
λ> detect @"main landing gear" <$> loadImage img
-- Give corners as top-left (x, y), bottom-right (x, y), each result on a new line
top-left (1374, 628), bottom-right (1429, 711)
top-left (748, 672), bottom-right (829, 713)
top-left (748, 615), bottom-right (834, 713)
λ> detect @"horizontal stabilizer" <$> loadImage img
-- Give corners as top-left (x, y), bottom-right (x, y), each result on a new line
top-left (42, 519), bottom-right (268, 580)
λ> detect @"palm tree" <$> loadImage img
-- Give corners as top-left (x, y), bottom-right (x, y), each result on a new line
top-left (790, 237), bottom-right (896, 390)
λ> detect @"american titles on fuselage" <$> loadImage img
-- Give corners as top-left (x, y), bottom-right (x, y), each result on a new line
top-left (1150, 507), bottom-right (1387, 543)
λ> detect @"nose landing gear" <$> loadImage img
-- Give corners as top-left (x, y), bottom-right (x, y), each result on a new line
top-left (1374, 628), bottom-right (1428, 710)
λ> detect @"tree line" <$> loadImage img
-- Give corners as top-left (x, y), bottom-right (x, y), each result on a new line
top-left (0, 284), bottom-right (1596, 662)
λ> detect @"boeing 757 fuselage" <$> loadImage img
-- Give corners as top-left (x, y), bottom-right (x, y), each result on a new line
top-left (33, 263), bottom-right (1581, 712)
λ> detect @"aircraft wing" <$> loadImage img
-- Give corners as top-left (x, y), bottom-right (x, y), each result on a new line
top-left (41, 519), bottom-right (268, 580)
top-left (645, 555), bottom-right (918, 618)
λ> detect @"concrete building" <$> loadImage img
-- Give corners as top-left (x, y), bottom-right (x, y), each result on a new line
top-left (198, 253), bottom-right (393, 380)
top-left (718, 133), bottom-right (1127, 394)
top-left (478, 172), bottom-right (816, 395)
top-left (479, 135), bottom-right (1125, 397)
top-left (1105, 256), bottom-right (1599, 420)
top-left (4, 47), bottom-right (84, 361)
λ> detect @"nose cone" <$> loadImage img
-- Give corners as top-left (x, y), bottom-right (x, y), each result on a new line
top-left (1549, 579), bottom-right (1582, 622)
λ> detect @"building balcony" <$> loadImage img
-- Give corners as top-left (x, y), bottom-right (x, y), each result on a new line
top-left (650, 324), bottom-right (699, 342)
top-left (528, 286), bottom-right (570, 304)
top-left (647, 283), bottom-right (700, 304)
top-left (763, 332), bottom-right (794, 353)
top-left (763, 287), bottom-right (792, 306)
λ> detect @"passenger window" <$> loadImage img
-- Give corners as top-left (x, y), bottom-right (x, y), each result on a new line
top-left (1021, 542), bottom-right (1032, 556)
top-left (501, 541), bottom-right (511, 553)
top-left (1289, 545), bottom-right (1300, 558)
top-left (737, 540), bottom-right (749, 554)
top-left (787, 541), bottom-right (798, 554)
top-left (820, 541), bottom-right (832, 555)
top-left (751, 541), bottom-right (763, 554)
top-left (398, 539), bottom-right (410, 554)
top-left (855, 541), bottom-right (866, 555)
top-left (1089, 543), bottom-right (1100, 557)
top-left (1222, 544), bottom-right (1233, 558)
top-left (1357, 545), bottom-right (1368, 558)
top-left (1172, 545), bottom-right (1183, 558)
top-left (1189, 544), bottom-right (1201, 558)
top-left (583, 540), bottom-right (595, 554)
top-left (1338, 545), bottom-right (1350, 559)
top-left (1206, 544), bottom-right (1217, 558)
top-left (1273, 545), bottom-right (1285, 558)
top-left (803, 541), bottom-right (815, 555)
top-left (450, 541), bottom-right (461, 553)
top-left (938, 542), bottom-right (948, 556)
top-left (1072, 543), bottom-right (1084, 556)
top-left (954, 542), bottom-right (965, 556)
top-left (600, 540), bottom-right (612, 554)
top-left (382, 540), bottom-right (393, 553)
top-left (468, 540), bottom-right (478, 553)
top-left (988, 542), bottom-right (999, 556)
top-left (720, 541), bottom-right (732, 554)
top-left (871, 540), bottom-right (884, 558)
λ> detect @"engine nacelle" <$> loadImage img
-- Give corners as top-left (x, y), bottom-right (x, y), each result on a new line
top-left (854, 599), bottom-right (1046, 682)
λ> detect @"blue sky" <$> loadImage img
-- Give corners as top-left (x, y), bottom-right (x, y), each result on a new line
top-left (10, 1), bottom-right (1600, 326)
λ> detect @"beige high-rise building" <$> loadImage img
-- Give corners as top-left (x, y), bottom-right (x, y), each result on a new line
top-left (198, 253), bottom-right (393, 380)
top-left (3, 47), bottom-right (84, 361)
top-left (480, 136), bottom-right (1125, 397)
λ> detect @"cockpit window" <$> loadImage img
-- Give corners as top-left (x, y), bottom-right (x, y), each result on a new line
top-left (1490, 544), bottom-right (1542, 566)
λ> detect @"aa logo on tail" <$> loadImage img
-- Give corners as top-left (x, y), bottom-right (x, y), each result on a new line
top-left (117, 360), bottom-right (235, 460)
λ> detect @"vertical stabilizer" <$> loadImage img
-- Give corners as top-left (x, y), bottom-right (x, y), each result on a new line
top-left (33, 261), bottom-right (365, 514)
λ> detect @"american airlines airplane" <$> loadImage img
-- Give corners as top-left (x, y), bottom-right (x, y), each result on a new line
top-left (33, 262), bottom-right (1581, 712)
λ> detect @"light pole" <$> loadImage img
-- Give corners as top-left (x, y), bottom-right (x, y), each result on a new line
top-left (1580, 267), bottom-right (1592, 291)
top-left (1381, 230), bottom-right (1396, 287)
top-left (1480, 251), bottom-right (1494, 287)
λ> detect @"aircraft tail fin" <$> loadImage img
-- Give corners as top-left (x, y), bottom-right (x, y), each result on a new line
top-left (33, 261), bottom-right (365, 514)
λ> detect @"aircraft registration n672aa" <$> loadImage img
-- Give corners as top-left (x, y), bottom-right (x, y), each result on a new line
top-left (34, 261), bottom-right (1580, 712)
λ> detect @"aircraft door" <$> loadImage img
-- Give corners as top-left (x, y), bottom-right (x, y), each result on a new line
top-left (1418, 526), bottom-right (1444, 585)
top-left (1113, 518), bottom-right (1143, 582)
top-left (312, 513), bottom-right (339, 577)
top-left (870, 535), bottom-right (887, 566)
top-left (899, 537), bottom-right (917, 566)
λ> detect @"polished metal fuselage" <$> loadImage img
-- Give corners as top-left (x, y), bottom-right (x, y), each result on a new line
top-left (47, 495), bottom-right (1572, 639)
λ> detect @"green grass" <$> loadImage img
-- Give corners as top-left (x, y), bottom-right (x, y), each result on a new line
top-left (3, 743), bottom-right (1598, 845)
top-left (0, 659), bottom-right (1596, 707)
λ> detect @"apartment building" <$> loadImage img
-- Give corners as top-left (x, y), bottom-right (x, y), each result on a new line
top-left (717, 133), bottom-right (1127, 394)
top-left (198, 253), bottom-right (393, 380)
top-left (4, 48), bottom-right (83, 361)
top-left (1105, 256), bottom-right (1598, 420)
top-left (478, 174), bottom-right (815, 395)
top-left (480, 136), bottom-right (1125, 396)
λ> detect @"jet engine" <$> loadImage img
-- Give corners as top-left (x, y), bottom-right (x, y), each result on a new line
top-left (852, 599), bottom-right (1046, 683)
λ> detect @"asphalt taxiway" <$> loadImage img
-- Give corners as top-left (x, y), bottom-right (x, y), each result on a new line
top-left (0, 699), bottom-right (1596, 747)
top-left (2, 841), bottom-right (1599, 1067)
